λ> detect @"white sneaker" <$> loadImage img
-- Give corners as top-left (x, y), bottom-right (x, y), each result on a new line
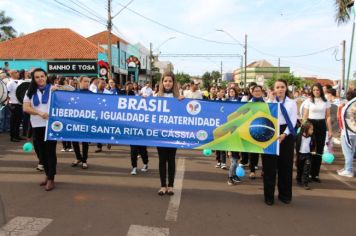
top-left (215, 163), bottom-right (221, 168)
top-left (131, 167), bottom-right (137, 175)
top-left (221, 164), bottom-right (227, 169)
top-left (337, 170), bottom-right (354, 178)
top-left (141, 165), bottom-right (148, 172)
top-left (36, 164), bottom-right (44, 171)
top-left (68, 148), bottom-right (74, 152)
top-left (337, 168), bottom-right (345, 174)
top-left (60, 148), bottom-right (66, 152)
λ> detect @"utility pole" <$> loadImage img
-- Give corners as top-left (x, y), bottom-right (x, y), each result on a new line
top-left (149, 42), bottom-right (153, 83)
top-left (107, 0), bottom-right (112, 80)
top-left (341, 40), bottom-right (346, 96)
top-left (220, 61), bottom-right (223, 85)
top-left (244, 34), bottom-right (247, 89)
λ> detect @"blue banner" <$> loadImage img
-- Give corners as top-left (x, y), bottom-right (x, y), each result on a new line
top-left (46, 91), bottom-right (280, 155)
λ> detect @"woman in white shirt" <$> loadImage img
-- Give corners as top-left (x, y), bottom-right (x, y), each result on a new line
top-left (263, 79), bottom-right (298, 206)
top-left (303, 83), bottom-right (332, 183)
top-left (23, 68), bottom-right (57, 191)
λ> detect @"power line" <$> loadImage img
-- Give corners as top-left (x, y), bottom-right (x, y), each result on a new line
top-left (53, 0), bottom-right (106, 26)
top-left (66, 0), bottom-right (107, 22)
top-left (113, 2), bottom-right (238, 45)
top-left (249, 45), bottom-right (339, 58)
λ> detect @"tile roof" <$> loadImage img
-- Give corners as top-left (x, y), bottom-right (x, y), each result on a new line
top-left (87, 31), bottom-right (129, 45)
top-left (0, 28), bottom-right (104, 60)
top-left (303, 77), bottom-right (334, 86)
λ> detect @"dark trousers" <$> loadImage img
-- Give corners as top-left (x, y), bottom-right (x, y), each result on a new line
top-left (308, 119), bottom-right (327, 178)
top-left (296, 153), bottom-right (311, 184)
top-left (249, 153), bottom-right (259, 173)
top-left (231, 152), bottom-right (240, 159)
top-left (62, 141), bottom-right (72, 150)
top-left (130, 145), bottom-right (148, 168)
top-left (97, 143), bottom-right (102, 149)
top-left (157, 147), bottom-right (176, 187)
top-left (240, 152), bottom-right (249, 165)
top-left (22, 113), bottom-right (30, 137)
top-left (262, 125), bottom-right (294, 202)
top-left (72, 142), bottom-right (89, 162)
top-left (216, 151), bottom-right (226, 164)
top-left (9, 104), bottom-right (22, 139)
top-left (32, 127), bottom-right (57, 180)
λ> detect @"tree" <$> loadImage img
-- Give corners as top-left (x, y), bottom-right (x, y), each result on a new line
top-left (335, 0), bottom-right (354, 25)
top-left (0, 11), bottom-right (16, 41)
top-left (152, 72), bottom-right (161, 86)
top-left (201, 70), bottom-right (221, 88)
top-left (265, 73), bottom-right (306, 89)
top-left (175, 72), bottom-right (191, 85)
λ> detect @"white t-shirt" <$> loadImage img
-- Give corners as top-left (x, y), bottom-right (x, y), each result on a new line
top-left (268, 97), bottom-right (298, 135)
top-left (23, 87), bottom-right (52, 128)
top-left (300, 136), bottom-right (311, 154)
top-left (6, 78), bottom-right (22, 104)
top-left (89, 83), bottom-right (97, 93)
top-left (184, 90), bottom-right (202, 99)
top-left (304, 98), bottom-right (331, 120)
top-left (140, 86), bottom-right (153, 97)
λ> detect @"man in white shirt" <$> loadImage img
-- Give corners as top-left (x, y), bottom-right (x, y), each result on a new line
top-left (184, 80), bottom-right (203, 99)
top-left (140, 81), bottom-right (153, 97)
top-left (89, 77), bottom-right (98, 93)
top-left (6, 70), bottom-right (24, 142)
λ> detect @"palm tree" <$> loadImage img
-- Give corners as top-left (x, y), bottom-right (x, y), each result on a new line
top-left (335, 0), bottom-right (354, 24)
top-left (0, 11), bottom-right (16, 41)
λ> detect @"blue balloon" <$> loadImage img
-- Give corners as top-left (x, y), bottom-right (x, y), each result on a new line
top-left (322, 152), bottom-right (334, 164)
top-left (236, 166), bottom-right (245, 177)
top-left (23, 142), bottom-right (33, 153)
top-left (202, 149), bottom-right (212, 156)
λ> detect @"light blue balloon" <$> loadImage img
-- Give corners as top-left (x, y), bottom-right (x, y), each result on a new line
top-left (322, 152), bottom-right (334, 164)
top-left (236, 166), bottom-right (245, 177)
top-left (202, 149), bottom-right (212, 156)
top-left (23, 142), bottom-right (33, 153)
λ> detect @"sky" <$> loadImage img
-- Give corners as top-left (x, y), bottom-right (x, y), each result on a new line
top-left (0, 0), bottom-right (354, 80)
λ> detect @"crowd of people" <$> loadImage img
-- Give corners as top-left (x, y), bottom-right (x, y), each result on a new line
top-left (0, 66), bottom-right (355, 206)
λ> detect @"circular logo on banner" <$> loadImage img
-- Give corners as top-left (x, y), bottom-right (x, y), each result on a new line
top-left (186, 100), bottom-right (201, 115)
top-left (249, 117), bottom-right (275, 142)
top-left (196, 130), bottom-right (208, 141)
top-left (51, 121), bottom-right (63, 132)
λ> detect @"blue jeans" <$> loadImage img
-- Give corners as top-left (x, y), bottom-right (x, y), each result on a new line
top-left (229, 156), bottom-right (238, 178)
top-left (341, 134), bottom-right (356, 172)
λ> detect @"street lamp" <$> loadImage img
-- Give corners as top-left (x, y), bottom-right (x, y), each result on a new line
top-left (216, 29), bottom-right (246, 89)
top-left (153, 36), bottom-right (176, 53)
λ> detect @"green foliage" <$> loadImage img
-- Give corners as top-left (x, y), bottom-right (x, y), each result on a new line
top-left (0, 11), bottom-right (16, 41)
top-left (201, 70), bottom-right (221, 88)
top-left (152, 72), bottom-right (161, 86)
top-left (265, 73), bottom-right (306, 89)
top-left (175, 72), bottom-right (191, 85)
top-left (335, 0), bottom-right (353, 25)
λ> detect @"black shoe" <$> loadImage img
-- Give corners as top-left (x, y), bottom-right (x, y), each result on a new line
top-left (278, 197), bottom-right (291, 204)
top-left (304, 184), bottom-right (311, 190)
top-left (10, 138), bottom-right (20, 142)
top-left (311, 177), bottom-right (321, 183)
top-left (296, 179), bottom-right (302, 186)
top-left (265, 199), bottom-right (274, 206)
top-left (95, 148), bottom-right (102, 153)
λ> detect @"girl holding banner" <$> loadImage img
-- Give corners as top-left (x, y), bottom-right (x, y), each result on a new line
top-left (263, 79), bottom-right (298, 206)
top-left (248, 85), bottom-right (265, 180)
top-left (71, 76), bottom-right (92, 169)
top-left (23, 68), bottom-right (57, 191)
top-left (156, 71), bottom-right (183, 196)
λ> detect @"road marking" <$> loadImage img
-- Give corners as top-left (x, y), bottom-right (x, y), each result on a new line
top-left (165, 158), bottom-right (185, 222)
top-left (1, 216), bottom-right (52, 236)
top-left (127, 225), bottom-right (169, 236)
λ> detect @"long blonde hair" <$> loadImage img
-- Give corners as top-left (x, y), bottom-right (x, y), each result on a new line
top-left (157, 71), bottom-right (179, 97)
